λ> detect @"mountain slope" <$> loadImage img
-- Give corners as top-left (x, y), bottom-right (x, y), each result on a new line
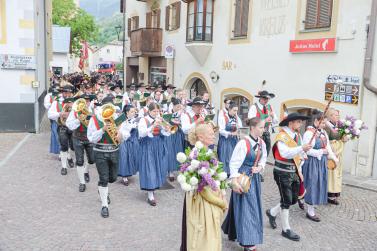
top-left (80, 0), bottom-right (120, 20)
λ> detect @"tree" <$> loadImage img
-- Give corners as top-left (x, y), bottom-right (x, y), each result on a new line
top-left (52, 0), bottom-right (98, 56)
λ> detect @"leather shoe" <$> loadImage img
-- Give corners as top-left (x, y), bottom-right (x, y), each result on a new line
top-left (147, 198), bottom-right (157, 206)
top-left (328, 198), bottom-right (339, 205)
top-left (306, 213), bottom-right (321, 222)
top-left (101, 206), bottom-right (109, 218)
top-left (61, 168), bottom-right (67, 175)
top-left (79, 183), bottom-right (86, 192)
top-left (243, 246), bottom-right (256, 251)
top-left (266, 209), bottom-right (277, 229)
top-left (168, 176), bottom-right (175, 182)
top-left (260, 174), bottom-right (264, 182)
top-left (68, 158), bottom-right (74, 168)
top-left (282, 229), bottom-right (300, 241)
top-left (84, 173), bottom-right (90, 183)
top-left (298, 199), bottom-right (305, 210)
top-left (122, 178), bottom-right (129, 186)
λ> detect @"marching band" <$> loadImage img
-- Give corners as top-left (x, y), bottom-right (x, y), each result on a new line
top-left (45, 72), bottom-right (346, 251)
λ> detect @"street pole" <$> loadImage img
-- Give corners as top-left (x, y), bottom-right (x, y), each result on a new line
top-left (122, 0), bottom-right (126, 85)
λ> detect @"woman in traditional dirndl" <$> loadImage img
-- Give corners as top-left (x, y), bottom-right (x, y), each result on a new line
top-left (165, 98), bottom-right (185, 181)
top-left (302, 110), bottom-right (338, 222)
top-left (138, 103), bottom-right (170, 206)
top-left (217, 102), bottom-right (243, 175)
top-left (118, 104), bottom-right (140, 186)
top-left (222, 117), bottom-right (267, 251)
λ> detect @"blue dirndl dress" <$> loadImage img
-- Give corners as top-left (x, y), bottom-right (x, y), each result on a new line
top-left (49, 120), bottom-right (60, 154)
top-left (139, 129), bottom-right (168, 190)
top-left (166, 127), bottom-right (185, 172)
top-left (118, 128), bottom-right (140, 177)
top-left (222, 145), bottom-right (263, 246)
top-left (217, 120), bottom-right (238, 175)
top-left (302, 132), bottom-right (328, 205)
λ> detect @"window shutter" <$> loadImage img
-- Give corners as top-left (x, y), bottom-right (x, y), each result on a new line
top-left (234, 0), bottom-right (242, 37)
top-left (305, 0), bottom-right (319, 29)
top-left (157, 9), bottom-right (161, 28)
top-left (165, 6), bottom-right (170, 30)
top-left (175, 1), bottom-right (181, 29)
top-left (127, 18), bottom-right (131, 37)
top-left (241, 0), bottom-right (249, 36)
top-left (318, 0), bottom-right (332, 28)
top-left (146, 12), bottom-right (152, 28)
top-left (135, 16), bottom-right (139, 29)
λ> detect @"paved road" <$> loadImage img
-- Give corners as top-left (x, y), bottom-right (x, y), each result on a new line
top-left (0, 132), bottom-right (376, 251)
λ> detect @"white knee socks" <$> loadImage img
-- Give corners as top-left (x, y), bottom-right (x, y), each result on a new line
top-left (77, 165), bottom-right (85, 184)
top-left (61, 151), bottom-right (68, 169)
top-left (307, 205), bottom-right (315, 216)
top-left (83, 159), bottom-right (89, 174)
top-left (270, 203), bottom-right (281, 217)
top-left (98, 186), bottom-right (109, 207)
top-left (147, 191), bottom-right (155, 201)
top-left (281, 209), bottom-right (291, 231)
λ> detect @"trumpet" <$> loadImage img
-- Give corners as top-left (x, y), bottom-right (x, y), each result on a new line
top-left (155, 116), bottom-right (178, 134)
top-left (200, 111), bottom-right (219, 132)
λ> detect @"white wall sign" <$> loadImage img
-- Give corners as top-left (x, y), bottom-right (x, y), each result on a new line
top-left (164, 45), bottom-right (175, 59)
top-left (0, 54), bottom-right (36, 70)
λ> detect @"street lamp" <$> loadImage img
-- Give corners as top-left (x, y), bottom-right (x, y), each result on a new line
top-left (115, 25), bottom-right (125, 85)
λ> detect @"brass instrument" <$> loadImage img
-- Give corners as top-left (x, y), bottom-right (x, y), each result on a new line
top-left (73, 98), bottom-right (90, 127)
top-left (58, 103), bottom-right (72, 126)
top-left (200, 111), bottom-right (219, 132)
top-left (101, 104), bottom-right (121, 145)
top-left (156, 115), bottom-right (178, 134)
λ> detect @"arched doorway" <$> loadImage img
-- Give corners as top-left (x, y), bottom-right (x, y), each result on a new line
top-left (184, 73), bottom-right (211, 100)
top-left (280, 99), bottom-right (326, 135)
top-left (221, 88), bottom-right (254, 126)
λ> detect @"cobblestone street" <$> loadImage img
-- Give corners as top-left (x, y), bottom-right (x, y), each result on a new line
top-left (0, 132), bottom-right (377, 251)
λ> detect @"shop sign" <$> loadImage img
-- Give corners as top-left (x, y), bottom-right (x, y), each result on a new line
top-left (290, 38), bottom-right (337, 53)
top-left (0, 54), bottom-right (36, 70)
top-left (324, 75), bottom-right (360, 105)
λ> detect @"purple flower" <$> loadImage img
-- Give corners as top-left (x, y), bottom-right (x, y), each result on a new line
top-left (202, 173), bottom-right (218, 191)
top-left (180, 163), bottom-right (190, 172)
top-left (200, 161), bottom-right (210, 169)
top-left (210, 158), bottom-right (218, 166)
top-left (189, 149), bottom-right (198, 160)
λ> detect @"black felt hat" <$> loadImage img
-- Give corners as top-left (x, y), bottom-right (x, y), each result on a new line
top-left (279, 113), bottom-right (309, 127)
top-left (187, 97), bottom-right (206, 106)
top-left (255, 90), bottom-right (275, 99)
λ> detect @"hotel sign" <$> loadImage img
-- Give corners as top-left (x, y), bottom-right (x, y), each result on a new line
top-left (0, 54), bottom-right (36, 70)
top-left (290, 38), bottom-right (337, 53)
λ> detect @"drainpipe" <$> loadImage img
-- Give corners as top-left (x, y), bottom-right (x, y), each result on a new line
top-left (362, 0), bottom-right (377, 178)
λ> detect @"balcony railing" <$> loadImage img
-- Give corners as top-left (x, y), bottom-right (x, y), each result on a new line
top-left (130, 28), bottom-right (162, 57)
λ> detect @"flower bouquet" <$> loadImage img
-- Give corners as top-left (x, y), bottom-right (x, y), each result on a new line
top-left (337, 116), bottom-right (368, 140)
top-left (176, 141), bottom-right (229, 194)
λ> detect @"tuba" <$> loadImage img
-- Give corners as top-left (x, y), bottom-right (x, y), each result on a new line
top-left (101, 104), bottom-right (120, 145)
top-left (58, 103), bottom-right (72, 126)
top-left (73, 98), bottom-right (90, 127)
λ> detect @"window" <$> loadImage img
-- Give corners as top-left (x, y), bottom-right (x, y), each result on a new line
top-left (165, 2), bottom-right (181, 31)
top-left (233, 0), bottom-right (250, 38)
top-left (146, 9), bottom-right (161, 28)
top-left (304, 0), bottom-right (333, 30)
top-left (127, 16), bottom-right (139, 37)
top-left (186, 0), bottom-right (214, 42)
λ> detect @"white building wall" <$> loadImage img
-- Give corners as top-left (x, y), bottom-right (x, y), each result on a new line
top-left (126, 0), bottom-right (377, 177)
top-left (50, 53), bottom-right (69, 74)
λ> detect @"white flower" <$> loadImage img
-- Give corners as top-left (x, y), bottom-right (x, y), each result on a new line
top-left (187, 165), bottom-right (194, 172)
top-left (345, 120), bottom-right (351, 126)
top-left (345, 129), bottom-right (350, 134)
top-left (190, 176), bottom-right (199, 186)
top-left (177, 174), bottom-right (186, 184)
top-left (195, 141), bottom-right (204, 149)
top-left (355, 129), bottom-right (361, 135)
top-left (191, 159), bottom-right (200, 170)
top-left (181, 182), bottom-right (193, 192)
top-left (340, 119), bottom-right (346, 124)
top-left (198, 168), bottom-right (208, 175)
top-left (176, 152), bottom-right (187, 163)
top-left (215, 180), bottom-right (221, 188)
top-left (208, 168), bottom-right (215, 176)
top-left (354, 120), bottom-right (363, 130)
top-left (218, 172), bottom-right (228, 181)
